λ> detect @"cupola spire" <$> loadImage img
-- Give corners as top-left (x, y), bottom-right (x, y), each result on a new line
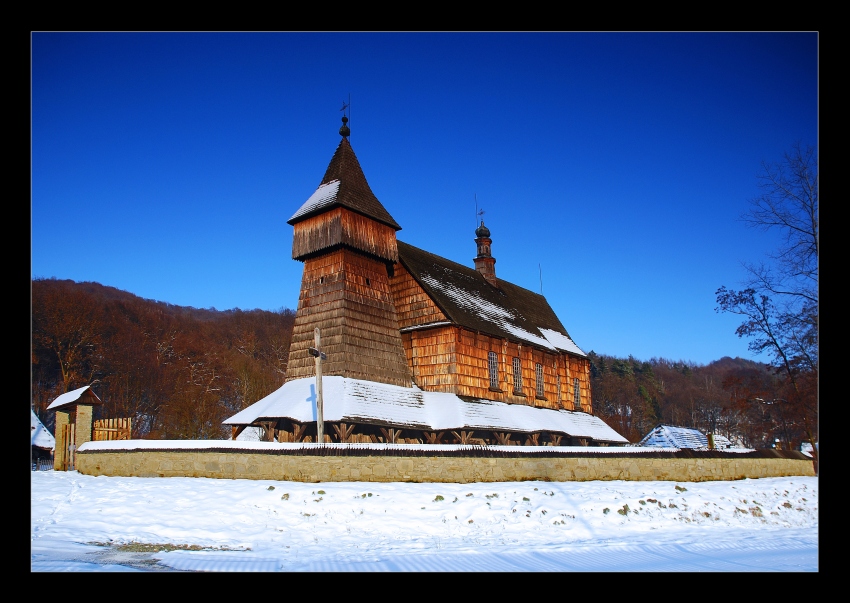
top-left (474, 217), bottom-right (498, 287)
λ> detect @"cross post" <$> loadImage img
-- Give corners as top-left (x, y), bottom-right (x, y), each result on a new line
top-left (308, 327), bottom-right (327, 444)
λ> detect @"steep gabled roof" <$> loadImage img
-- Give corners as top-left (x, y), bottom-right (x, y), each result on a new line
top-left (288, 138), bottom-right (401, 230)
top-left (397, 241), bottom-right (586, 356)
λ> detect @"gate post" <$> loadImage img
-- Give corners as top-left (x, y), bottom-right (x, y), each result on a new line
top-left (53, 410), bottom-right (70, 471)
top-left (75, 404), bottom-right (93, 449)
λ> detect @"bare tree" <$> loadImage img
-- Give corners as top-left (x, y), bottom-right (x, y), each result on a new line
top-left (716, 142), bottom-right (818, 466)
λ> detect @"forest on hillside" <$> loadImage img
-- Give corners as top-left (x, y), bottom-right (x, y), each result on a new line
top-left (31, 277), bottom-right (811, 449)
top-left (31, 278), bottom-right (295, 440)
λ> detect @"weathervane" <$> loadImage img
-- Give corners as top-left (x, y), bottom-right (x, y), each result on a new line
top-left (475, 194), bottom-right (485, 228)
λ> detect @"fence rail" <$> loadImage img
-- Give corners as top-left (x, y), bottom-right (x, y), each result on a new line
top-left (32, 458), bottom-right (53, 471)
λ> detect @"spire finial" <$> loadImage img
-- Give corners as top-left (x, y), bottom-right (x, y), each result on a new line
top-left (475, 210), bottom-right (490, 238)
top-left (339, 97), bottom-right (351, 138)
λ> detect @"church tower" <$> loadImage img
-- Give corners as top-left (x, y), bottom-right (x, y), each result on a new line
top-left (284, 116), bottom-right (413, 387)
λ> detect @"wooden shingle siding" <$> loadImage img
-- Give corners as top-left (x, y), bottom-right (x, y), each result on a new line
top-left (287, 248), bottom-right (412, 387)
top-left (398, 324), bottom-right (589, 411)
top-left (292, 207), bottom-right (399, 262)
top-left (389, 262), bottom-right (447, 328)
top-left (403, 327), bottom-right (458, 391)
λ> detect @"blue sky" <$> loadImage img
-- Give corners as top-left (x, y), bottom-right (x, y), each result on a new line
top-left (31, 32), bottom-right (818, 365)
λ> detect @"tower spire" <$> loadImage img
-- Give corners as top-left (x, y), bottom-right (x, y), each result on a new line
top-left (474, 215), bottom-right (498, 287)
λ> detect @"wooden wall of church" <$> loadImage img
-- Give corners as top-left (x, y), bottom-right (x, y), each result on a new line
top-left (389, 262), bottom-right (448, 328)
top-left (292, 207), bottom-right (398, 262)
top-left (401, 324), bottom-right (592, 412)
top-left (286, 248), bottom-right (412, 387)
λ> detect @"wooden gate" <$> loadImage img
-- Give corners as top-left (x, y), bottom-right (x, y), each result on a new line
top-left (93, 418), bottom-right (132, 441)
top-left (60, 423), bottom-right (76, 471)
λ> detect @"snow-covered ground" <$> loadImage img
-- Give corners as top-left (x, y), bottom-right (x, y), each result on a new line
top-left (31, 471), bottom-right (817, 571)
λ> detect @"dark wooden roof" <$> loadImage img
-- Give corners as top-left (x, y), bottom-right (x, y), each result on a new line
top-left (397, 240), bottom-right (581, 353)
top-left (288, 138), bottom-right (401, 230)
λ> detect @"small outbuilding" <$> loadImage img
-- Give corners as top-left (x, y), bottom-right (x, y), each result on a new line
top-left (31, 409), bottom-right (55, 468)
top-left (638, 424), bottom-right (736, 450)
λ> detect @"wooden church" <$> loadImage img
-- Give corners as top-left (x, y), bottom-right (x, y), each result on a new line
top-left (224, 116), bottom-right (627, 447)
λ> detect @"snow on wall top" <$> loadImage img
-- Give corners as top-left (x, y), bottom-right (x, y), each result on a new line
top-left (224, 376), bottom-right (628, 444)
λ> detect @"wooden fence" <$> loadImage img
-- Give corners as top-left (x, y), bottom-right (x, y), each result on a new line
top-left (93, 418), bottom-right (132, 441)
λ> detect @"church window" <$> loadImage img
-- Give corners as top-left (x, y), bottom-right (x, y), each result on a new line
top-left (488, 351), bottom-right (499, 389)
top-left (512, 357), bottom-right (522, 393)
top-left (535, 363), bottom-right (544, 398)
top-left (573, 378), bottom-right (581, 410)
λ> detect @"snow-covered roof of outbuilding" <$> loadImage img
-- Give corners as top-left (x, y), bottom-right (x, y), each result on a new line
top-left (397, 241), bottom-right (586, 356)
top-left (31, 409), bottom-right (55, 450)
top-left (637, 424), bottom-right (737, 450)
top-left (639, 424), bottom-right (708, 449)
top-left (46, 385), bottom-right (103, 411)
top-left (224, 376), bottom-right (627, 444)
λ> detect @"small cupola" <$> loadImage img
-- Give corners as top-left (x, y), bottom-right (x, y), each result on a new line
top-left (473, 220), bottom-right (498, 287)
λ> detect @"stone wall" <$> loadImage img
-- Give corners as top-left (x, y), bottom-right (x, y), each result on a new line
top-left (76, 449), bottom-right (815, 483)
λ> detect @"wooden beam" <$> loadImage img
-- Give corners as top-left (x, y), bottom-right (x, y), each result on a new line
top-left (333, 422), bottom-right (356, 443)
top-left (292, 423), bottom-right (308, 443)
top-left (493, 431), bottom-right (512, 445)
top-left (524, 433), bottom-right (540, 446)
top-left (380, 427), bottom-right (403, 443)
top-left (423, 431), bottom-right (445, 444)
top-left (451, 430), bottom-right (476, 444)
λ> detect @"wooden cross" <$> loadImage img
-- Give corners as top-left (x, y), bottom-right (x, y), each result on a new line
top-left (308, 327), bottom-right (327, 444)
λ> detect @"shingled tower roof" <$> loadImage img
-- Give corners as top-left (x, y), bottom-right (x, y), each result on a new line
top-left (288, 136), bottom-right (401, 230)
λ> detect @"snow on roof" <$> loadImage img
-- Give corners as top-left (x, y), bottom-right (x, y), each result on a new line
top-left (637, 424), bottom-right (739, 450)
top-left (223, 376), bottom-right (629, 444)
top-left (288, 179), bottom-right (340, 223)
top-left (46, 385), bottom-right (101, 410)
top-left (539, 328), bottom-right (587, 356)
top-left (398, 242), bottom-right (586, 357)
top-left (31, 409), bottom-right (55, 450)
